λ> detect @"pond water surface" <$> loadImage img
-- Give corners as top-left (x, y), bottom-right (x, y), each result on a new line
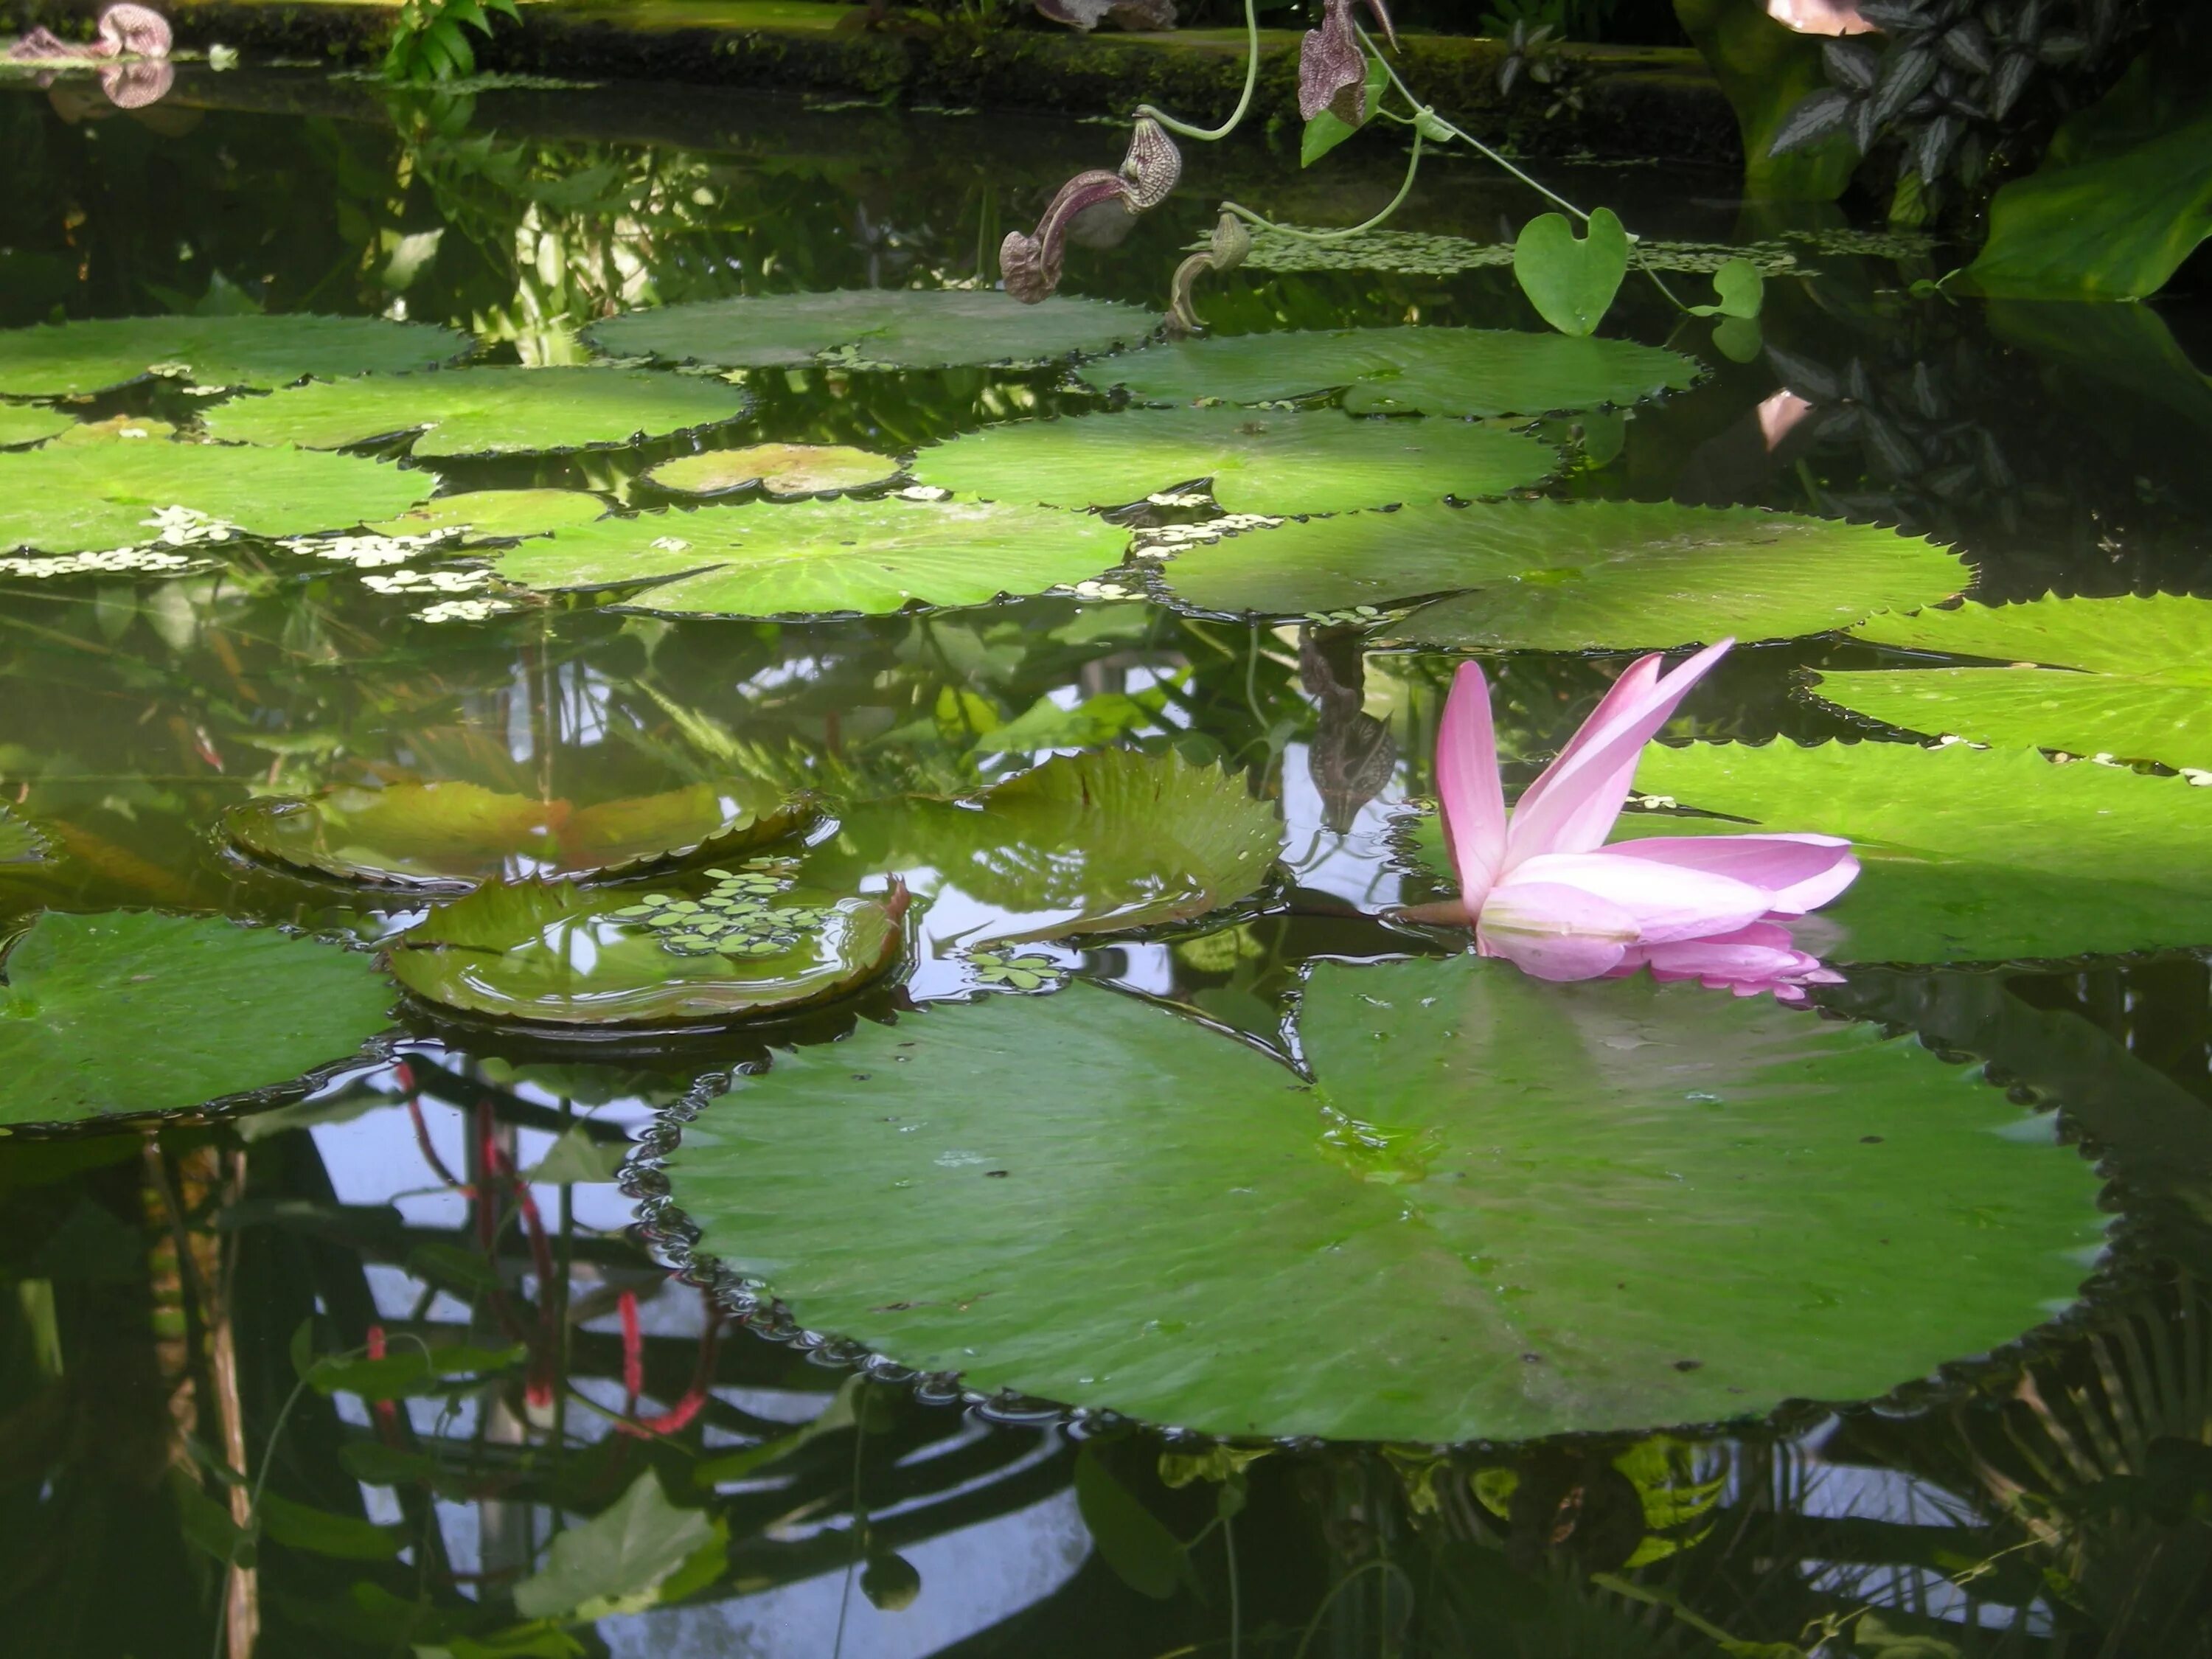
top-left (4, 60), bottom-right (2212, 1659)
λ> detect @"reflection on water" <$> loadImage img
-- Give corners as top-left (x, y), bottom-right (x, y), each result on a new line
top-left (1, 60), bottom-right (2211, 1659)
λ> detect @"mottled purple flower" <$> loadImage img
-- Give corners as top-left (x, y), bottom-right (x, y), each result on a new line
top-left (1001, 116), bottom-right (1183, 305)
top-left (7, 4), bottom-right (171, 60)
top-left (1299, 0), bottom-right (1398, 125)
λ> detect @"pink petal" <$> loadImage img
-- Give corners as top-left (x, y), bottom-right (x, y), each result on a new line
top-left (1436, 661), bottom-right (1507, 911)
top-left (1618, 922), bottom-right (1843, 1001)
top-left (1503, 641), bottom-right (1733, 869)
top-left (1605, 834), bottom-right (1860, 916)
top-left (1475, 881), bottom-right (1637, 981)
top-left (1500, 851), bottom-right (1773, 945)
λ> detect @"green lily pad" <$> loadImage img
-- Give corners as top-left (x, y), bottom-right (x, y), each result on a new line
top-left (0, 806), bottom-right (50, 866)
top-left (911, 407), bottom-right (1558, 518)
top-left (223, 779), bottom-right (813, 889)
top-left (646, 444), bottom-right (902, 498)
top-left (0, 406), bottom-right (71, 449)
top-left (1627, 739), bottom-right (2212, 964)
top-left (0, 313), bottom-right (470, 397)
top-left (0, 442), bottom-right (433, 555)
top-left (0, 912), bottom-right (393, 1127)
top-left (585, 291), bottom-right (1158, 372)
top-left (1079, 327), bottom-right (1699, 417)
top-left (385, 872), bottom-right (907, 1026)
top-left (801, 748), bottom-right (1280, 943)
top-left (664, 956), bottom-right (2104, 1442)
top-left (366, 489), bottom-right (612, 542)
top-left (1809, 595), bottom-right (2212, 770)
top-left (1158, 501), bottom-right (1964, 652)
top-left (201, 367), bottom-right (751, 457)
top-left (485, 498), bottom-right (1127, 619)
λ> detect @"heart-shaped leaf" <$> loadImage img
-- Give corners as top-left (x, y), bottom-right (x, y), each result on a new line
top-left (1513, 207), bottom-right (1631, 338)
top-left (1688, 257), bottom-right (1766, 319)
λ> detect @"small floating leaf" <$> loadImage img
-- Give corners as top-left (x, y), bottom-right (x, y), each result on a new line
top-left (663, 956), bottom-right (2103, 1442)
top-left (0, 442), bottom-right (432, 555)
top-left (1082, 326), bottom-right (1698, 417)
top-left (913, 406), bottom-right (1557, 517)
top-left (646, 443), bottom-right (902, 498)
top-left (386, 875), bottom-right (905, 1026)
top-left (1158, 501), bottom-right (1964, 652)
top-left (223, 779), bottom-right (813, 889)
top-left (1812, 594), bottom-right (2212, 769)
top-left (1629, 739), bottom-right (2212, 964)
top-left (367, 489), bottom-right (612, 541)
top-left (0, 313), bottom-right (470, 397)
top-left (0, 912), bottom-right (392, 1127)
top-left (586, 291), bottom-right (1158, 372)
top-left (202, 367), bottom-right (751, 457)
top-left (486, 498), bottom-right (1126, 619)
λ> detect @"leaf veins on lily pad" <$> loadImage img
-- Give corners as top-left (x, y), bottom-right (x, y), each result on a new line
top-left (385, 874), bottom-right (908, 1026)
top-left (912, 406), bottom-right (1558, 518)
top-left (0, 912), bottom-right (393, 1128)
top-left (661, 956), bottom-right (2104, 1441)
top-left (223, 779), bottom-right (814, 889)
top-left (202, 367), bottom-right (752, 457)
top-left (484, 498), bottom-right (1127, 619)
top-left (1082, 326), bottom-right (1699, 417)
top-left (0, 313), bottom-right (470, 397)
top-left (1159, 501), bottom-right (1964, 653)
top-left (586, 291), bottom-right (1157, 372)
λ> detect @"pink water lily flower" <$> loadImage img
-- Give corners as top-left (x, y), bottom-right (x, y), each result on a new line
top-left (1408, 640), bottom-right (1857, 1002)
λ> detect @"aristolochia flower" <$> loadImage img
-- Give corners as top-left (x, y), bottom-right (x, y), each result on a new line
top-left (1408, 640), bottom-right (1858, 1001)
top-left (1300, 0), bottom-right (1398, 124)
top-left (1001, 117), bottom-right (1182, 304)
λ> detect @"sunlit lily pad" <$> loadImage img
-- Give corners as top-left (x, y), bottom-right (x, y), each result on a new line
top-left (1627, 739), bottom-right (2212, 964)
top-left (224, 779), bottom-right (813, 889)
top-left (1810, 595), bottom-right (2212, 770)
top-left (664, 956), bottom-right (2104, 1442)
top-left (0, 442), bottom-right (433, 555)
top-left (585, 291), bottom-right (1158, 371)
top-left (0, 805), bottom-right (50, 866)
top-left (911, 407), bottom-right (1559, 517)
top-left (0, 406), bottom-right (70, 449)
top-left (1081, 327), bottom-right (1700, 417)
top-left (385, 872), bottom-right (906, 1026)
top-left (646, 444), bottom-right (902, 498)
top-left (201, 367), bottom-right (751, 457)
top-left (0, 911), bottom-right (392, 1127)
top-left (1158, 501), bottom-right (1964, 652)
top-left (0, 313), bottom-right (470, 397)
top-left (367, 489), bottom-right (612, 542)
top-left (485, 499), bottom-right (1127, 619)
top-left (801, 748), bottom-right (1280, 942)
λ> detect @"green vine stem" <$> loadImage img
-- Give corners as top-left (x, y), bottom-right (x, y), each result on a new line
top-left (1222, 128), bottom-right (1425, 242)
top-left (1136, 0), bottom-right (1262, 142)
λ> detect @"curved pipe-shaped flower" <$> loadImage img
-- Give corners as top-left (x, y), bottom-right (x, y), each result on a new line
top-left (1001, 116), bottom-right (1183, 304)
top-left (1408, 643), bottom-right (1858, 1000)
top-left (8, 4), bottom-right (170, 60)
top-left (1299, 0), bottom-right (1397, 124)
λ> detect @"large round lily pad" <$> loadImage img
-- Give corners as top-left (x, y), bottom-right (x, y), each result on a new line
top-left (1811, 595), bottom-right (2212, 770)
top-left (664, 956), bottom-right (2104, 1443)
top-left (1627, 739), bottom-right (2212, 964)
top-left (0, 406), bottom-right (71, 449)
top-left (201, 367), bottom-right (751, 457)
top-left (801, 748), bottom-right (1281, 942)
top-left (0, 442), bottom-right (433, 555)
top-left (646, 444), bottom-right (902, 498)
top-left (485, 498), bottom-right (1127, 619)
top-left (0, 911), bottom-right (393, 1127)
top-left (1080, 327), bottom-right (1700, 417)
top-left (0, 313), bottom-right (470, 397)
top-left (224, 780), bottom-right (813, 889)
top-left (1158, 501), bottom-right (1964, 652)
top-left (912, 407), bottom-right (1558, 518)
top-left (586, 291), bottom-right (1158, 372)
top-left (385, 872), bottom-right (906, 1026)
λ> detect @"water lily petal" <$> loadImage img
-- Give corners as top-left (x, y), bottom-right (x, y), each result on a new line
top-left (1613, 922), bottom-right (1843, 1003)
top-left (1604, 833), bottom-right (1860, 916)
top-left (1503, 640), bottom-right (1732, 869)
top-left (1475, 880), bottom-right (1638, 981)
top-left (1436, 660), bottom-right (1507, 911)
top-left (1501, 850), bottom-right (1773, 944)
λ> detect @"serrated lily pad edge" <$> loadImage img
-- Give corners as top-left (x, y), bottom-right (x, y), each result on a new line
top-left (619, 976), bottom-right (2128, 1450)
top-left (0, 911), bottom-right (400, 1138)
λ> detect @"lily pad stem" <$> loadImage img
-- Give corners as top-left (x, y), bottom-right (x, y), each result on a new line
top-left (1137, 0), bottom-right (1261, 142)
top-left (1222, 130), bottom-right (1425, 243)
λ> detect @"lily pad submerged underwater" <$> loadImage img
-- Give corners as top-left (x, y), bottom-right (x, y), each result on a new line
top-left (664, 956), bottom-right (2104, 1442)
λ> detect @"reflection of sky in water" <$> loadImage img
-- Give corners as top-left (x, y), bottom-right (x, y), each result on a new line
top-left (1280, 739), bottom-right (1407, 911)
